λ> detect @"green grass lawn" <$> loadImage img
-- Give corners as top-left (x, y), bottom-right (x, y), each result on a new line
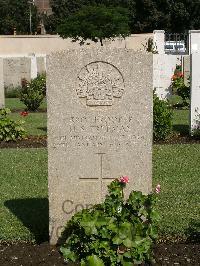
top-left (153, 144), bottom-right (200, 241)
top-left (0, 148), bottom-right (48, 242)
top-left (5, 98), bottom-right (47, 111)
top-left (5, 98), bottom-right (47, 136)
top-left (9, 113), bottom-right (47, 136)
top-left (172, 109), bottom-right (189, 136)
top-left (0, 145), bottom-right (199, 243)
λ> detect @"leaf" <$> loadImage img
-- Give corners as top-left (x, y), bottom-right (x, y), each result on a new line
top-left (112, 235), bottom-right (123, 245)
top-left (60, 247), bottom-right (77, 262)
top-left (122, 260), bottom-right (134, 266)
top-left (96, 216), bottom-right (109, 227)
top-left (123, 251), bottom-right (132, 258)
top-left (119, 222), bottom-right (133, 238)
top-left (123, 238), bottom-right (134, 248)
top-left (134, 236), bottom-right (144, 246)
top-left (99, 227), bottom-right (109, 238)
top-left (84, 255), bottom-right (105, 266)
top-left (108, 222), bottom-right (118, 233)
top-left (80, 220), bottom-right (98, 235)
top-left (150, 209), bottom-right (160, 221)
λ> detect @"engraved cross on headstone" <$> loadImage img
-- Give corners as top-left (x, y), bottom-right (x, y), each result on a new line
top-left (79, 153), bottom-right (112, 199)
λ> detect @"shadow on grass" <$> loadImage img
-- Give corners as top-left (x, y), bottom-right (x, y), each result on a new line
top-left (173, 124), bottom-right (189, 136)
top-left (4, 198), bottom-right (49, 243)
top-left (37, 127), bottom-right (47, 133)
top-left (185, 219), bottom-right (200, 244)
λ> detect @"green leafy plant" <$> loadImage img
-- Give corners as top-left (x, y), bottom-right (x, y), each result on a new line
top-left (177, 85), bottom-right (190, 107)
top-left (61, 177), bottom-right (160, 265)
top-left (19, 74), bottom-right (46, 111)
top-left (153, 91), bottom-right (173, 141)
top-left (171, 67), bottom-right (190, 107)
top-left (144, 38), bottom-right (158, 54)
top-left (0, 108), bottom-right (26, 141)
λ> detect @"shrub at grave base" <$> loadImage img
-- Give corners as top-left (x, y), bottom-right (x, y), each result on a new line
top-left (171, 66), bottom-right (190, 107)
top-left (60, 178), bottom-right (160, 266)
top-left (0, 108), bottom-right (26, 141)
top-left (153, 92), bottom-right (173, 141)
top-left (19, 74), bottom-right (46, 111)
top-left (177, 85), bottom-right (190, 107)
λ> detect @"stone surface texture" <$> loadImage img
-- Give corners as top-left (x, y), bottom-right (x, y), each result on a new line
top-left (153, 54), bottom-right (181, 99)
top-left (36, 56), bottom-right (46, 74)
top-left (153, 30), bottom-right (165, 54)
top-left (190, 53), bottom-right (200, 132)
top-left (183, 55), bottom-right (191, 87)
top-left (1, 55), bottom-right (46, 89)
top-left (189, 30), bottom-right (200, 54)
top-left (0, 58), bottom-right (4, 108)
top-left (3, 57), bottom-right (31, 88)
top-left (47, 48), bottom-right (153, 244)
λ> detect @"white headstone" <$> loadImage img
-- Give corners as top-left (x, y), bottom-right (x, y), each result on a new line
top-left (190, 53), bottom-right (200, 133)
top-left (153, 30), bottom-right (165, 54)
top-left (47, 48), bottom-right (153, 244)
top-left (189, 30), bottom-right (200, 54)
top-left (0, 58), bottom-right (5, 109)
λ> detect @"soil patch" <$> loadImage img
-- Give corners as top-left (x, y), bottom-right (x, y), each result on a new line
top-left (0, 136), bottom-right (47, 149)
top-left (0, 242), bottom-right (199, 266)
top-left (11, 109), bottom-right (47, 113)
top-left (154, 134), bottom-right (200, 145)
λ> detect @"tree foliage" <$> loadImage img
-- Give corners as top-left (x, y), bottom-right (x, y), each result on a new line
top-left (1, 0), bottom-right (199, 35)
top-left (0, 0), bottom-right (39, 34)
top-left (48, 0), bottom-right (200, 34)
top-left (57, 4), bottom-right (130, 45)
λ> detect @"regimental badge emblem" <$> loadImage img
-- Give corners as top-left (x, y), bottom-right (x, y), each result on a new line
top-left (77, 61), bottom-right (124, 106)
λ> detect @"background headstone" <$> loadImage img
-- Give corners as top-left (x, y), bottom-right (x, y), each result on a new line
top-left (47, 48), bottom-right (153, 244)
top-left (153, 54), bottom-right (180, 99)
top-left (1, 55), bottom-right (46, 90)
top-left (0, 58), bottom-right (4, 108)
top-left (36, 56), bottom-right (46, 74)
top-left (190, 53), bottom-right (200, 132)
top-left (153, 30), bottom-right (165, 54)
top-left (30, 55), bottom-right (38, 79)
top-left (183, 55), bottom-right (190, 87)
top-left (189, 30), bottom-right (200, 54)
top-left (3, 57), bottom-right (31, 88)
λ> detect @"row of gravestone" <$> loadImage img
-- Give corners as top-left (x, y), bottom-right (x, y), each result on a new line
top-left (0, 48), bottom-right (199, 244)
top-left (153, 52), bottom-right (200, 131)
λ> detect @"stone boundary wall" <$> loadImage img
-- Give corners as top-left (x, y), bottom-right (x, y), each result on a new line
top-left (0, 34), bottom-right (153, 55)
top-left (0, 34), bottom-right (153, 90)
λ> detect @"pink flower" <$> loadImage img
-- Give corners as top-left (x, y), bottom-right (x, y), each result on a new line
top-left (119, 176), bottom-right (129, 184)
top-left (155, 184), bottom-right (161, 194)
